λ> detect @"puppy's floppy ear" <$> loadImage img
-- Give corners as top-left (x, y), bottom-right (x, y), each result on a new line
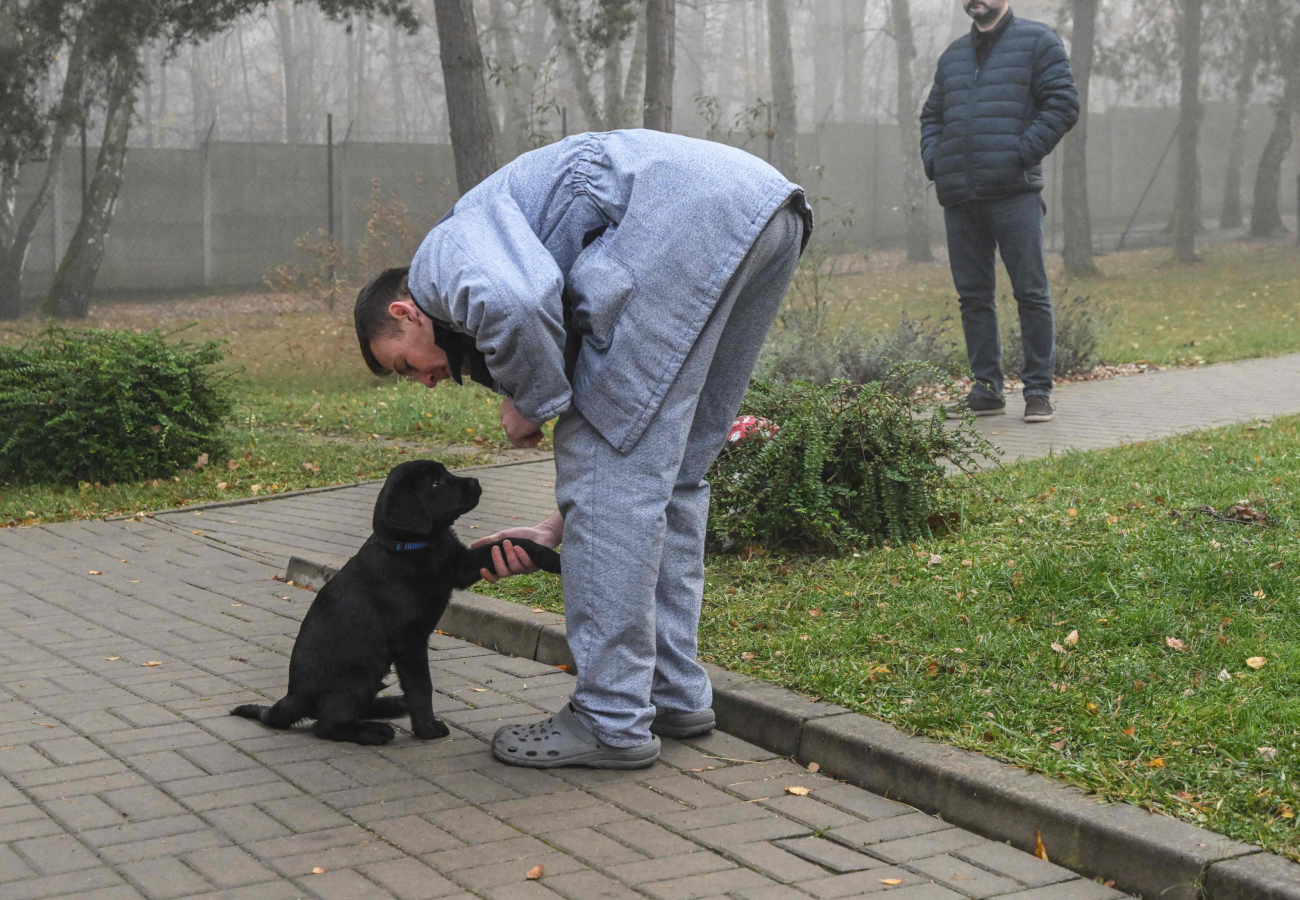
top-left (373, 465), bottom-right (433, 536)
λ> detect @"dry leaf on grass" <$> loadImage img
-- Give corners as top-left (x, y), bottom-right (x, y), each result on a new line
top-left (526, 865), bottom-right (544, 880)
top-left (1246, 656), bottom-right (1267, 669)
top-left (226, 459), bottom-right (240, 470)
top-left (1165, 637), bottom-right (1187, 652)
top-left (1121, 727), bottom-right (1136, 737)
top-left (1034, 831), bottom-right (1049, 862)
top-left (1148, 757), bottom-right (1166, 768)
top-left (1064, 630), bottom-right (1079, 647)
top-left (927, 554), bottom-right (942, 566)
top-left (785, 785), bottom-right (812, 796)
top-left (741, 652), bottom-right (755, 660)
top-left (1258, 747), bottom-right (1278, 761)
top-left (1050, 642), bottom-right (1065, 654)
top-left (196, 453), bottom-right (209, 469)
top-left (1050, 739), bottom-right (1067, 751)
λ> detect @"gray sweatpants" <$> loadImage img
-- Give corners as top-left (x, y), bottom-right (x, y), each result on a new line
top-left (552, 206), bottom-right (804, 747)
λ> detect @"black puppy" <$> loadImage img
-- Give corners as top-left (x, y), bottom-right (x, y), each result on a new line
top-left (231, 459), bottom-right (561, 745)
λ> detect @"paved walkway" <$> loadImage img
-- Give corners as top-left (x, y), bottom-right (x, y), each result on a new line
top-left (0, 354), bottom-right (1295, 900)
top-left (0, 519), bottom-right (1106, 900)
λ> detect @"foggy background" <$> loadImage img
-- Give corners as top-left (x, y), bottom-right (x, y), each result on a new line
top-left (9, 0), bottom-right (1294, 299)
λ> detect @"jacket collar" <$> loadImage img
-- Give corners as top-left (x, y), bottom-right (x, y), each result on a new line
top-left (417, 206), bottom-right (495, 390)
top-left (971, 8), bottom-right (1014, 45)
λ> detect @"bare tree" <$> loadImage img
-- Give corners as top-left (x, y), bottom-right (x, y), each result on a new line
top-left (840, 0), bottom-right (868, 122)
top-left (1250, 5), bottom-right (1300, 237)
top-left (433, 0), bottom-right (498, 192)
top-left (767, 0), bottom-right (796, 176)
top-left (644, 0), bottom-right (674, 130)
top-left (275, 4), bottom-right (305, 142)
top-left (1062, 0), bottom-right (1099, 276)
top-left (811, 0), bottom-right (839, 125)
top-left (1172, 0), bottom-right (1203, 261)
top-left (1219, 0), bottom-right (1263, 229)
top-left (890, 0), bottom-right (932, 262)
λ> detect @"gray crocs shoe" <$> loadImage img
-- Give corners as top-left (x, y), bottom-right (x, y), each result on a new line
top-left (492, 704), bottom-right (661, 769)
top-left (650, 708), bottom-right (716, 738)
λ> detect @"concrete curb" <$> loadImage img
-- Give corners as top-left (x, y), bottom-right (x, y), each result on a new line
top-left (282, 555), bottom-right (1300, 900)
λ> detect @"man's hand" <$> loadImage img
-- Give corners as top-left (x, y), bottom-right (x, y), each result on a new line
top-left (500, 398), bottom-right (543, 448)
top-left (471, 513), bottom-right (563, 583)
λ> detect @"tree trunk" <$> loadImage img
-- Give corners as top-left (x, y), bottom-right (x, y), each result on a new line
top-left (547, 0), bottom-right (604, 130)
top-left (891, 0), bottom-right (933, 262)
top-left (812, 0), bottom-right (840, 125)
top-left (276, 5), bottom-right (303, 142)
top-left (644, 0), bottom-right (675, 131)
top-left (1219, 39), bottom-right (1258, 229)
top-left (1061, 0), bottom-right (1099, 276)
top-left (1172, 0), bottom-right (1203, 262)
top-left (44, 49), bottom-right (140, 319)
top-left (840, 0), bottom-right (867, 123)
top-left (1249, 15), bottom-right (1300, 238)
top-left (433, 0), bottom-right (498, 194)
top-left (767, 0), bottom-right (796, 177)
top-left (487, 0), bottom-right (528, 157)
top-left (604, 33), bottom-right (626, 128)
top-left (0, 14), bottom-right (91, 319)
top-left (623, 5), bottom-right (648, 125)
top-left (389, 22), bottom-right (409, 142)
top-left (1249, 103), bottom-right (1292, 237)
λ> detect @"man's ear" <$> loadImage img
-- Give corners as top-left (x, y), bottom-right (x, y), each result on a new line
top-left (387, 298), bottom-right (423, 327)
top-left (373, 466), bottom-right (433, 536)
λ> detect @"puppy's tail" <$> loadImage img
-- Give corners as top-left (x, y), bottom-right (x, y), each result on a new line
top-left (231, 704), bottom-right (270, 722)
top-left (231, 696), bottom-right (309, 729)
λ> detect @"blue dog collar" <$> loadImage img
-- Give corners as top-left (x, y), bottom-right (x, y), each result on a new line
top-left (380, 539), bottom-right (429, 552)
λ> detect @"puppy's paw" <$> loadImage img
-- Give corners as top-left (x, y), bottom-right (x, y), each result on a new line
top-left (413, 717), bottom-right (450, 740)
top-left (511, 540), bottom-right (561, 574)
top-left (356, 721), bottom-right (396, 745)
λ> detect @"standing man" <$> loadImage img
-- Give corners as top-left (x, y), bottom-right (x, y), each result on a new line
top-left (920, 0), bottom-right (1078, 422)
top-left (355, 130), bottom-right (811, 768)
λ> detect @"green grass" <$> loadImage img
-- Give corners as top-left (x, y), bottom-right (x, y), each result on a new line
top-left (822, 241), bottom-right (1300, 367)
top-left (484, 415), bottom-right (1300, 859)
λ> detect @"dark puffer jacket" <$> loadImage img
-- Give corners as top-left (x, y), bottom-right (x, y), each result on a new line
top-left (920, 13), bottom-right (1079, 208)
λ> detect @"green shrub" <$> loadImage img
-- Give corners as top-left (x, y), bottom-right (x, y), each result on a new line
top-left (708, 368), bottom-right (994, 552)
top-left (1002, 294), bottom-right (1108, 377)
top-left (0, 325), bottom-right (234, 485)
top-left (761, 315), bottom-right (962, 393)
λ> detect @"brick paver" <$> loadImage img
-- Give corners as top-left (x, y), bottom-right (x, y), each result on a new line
top-left (10, 354), bottom-right (1286, 898)
top-left (0, 513), bottom-right (1126, 900)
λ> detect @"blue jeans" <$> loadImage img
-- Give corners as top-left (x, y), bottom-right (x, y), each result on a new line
top-left (942, 192), bottom-right (1055, 398)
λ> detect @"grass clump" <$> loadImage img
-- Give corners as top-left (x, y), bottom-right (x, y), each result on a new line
top-left (707, 370), bottom-right (993, 551)
top-left (761, 314), bottom-right (961, 391)
top-left (0, 325), bottom-right (234, 485)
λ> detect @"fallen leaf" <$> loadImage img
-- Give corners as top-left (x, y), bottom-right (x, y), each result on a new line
top-left (196, 453), bottom-right (209, 469)
top-left (927, 554), bottom-right (942, 566)
top-left (1050, 739), bottom-right (1067, 751)
top-left (1258, 747), bottom-right (1278, 761)
top-left (879, 879), bottom-right (904, 886)
top-left (1247, 656), bottom-right (1267, 669)
top-left (1064, 630), bottom-right (1079, 647)
top-left (1174, 791), bottom-right (1194, 801)
top-left (785, 785), bottom-right (812, 796)
top-left (88, 570), bottom-right (102, 575)
top-left (104, 657), bottom-right (119, 661)
top-left (303, 461), bottom-right (319, 473)
top-left (1034, 831), bottom-right (1049, 862)
top-left (34, 722), bottom-right (55, 728)
top-left (1148, 757), bottom-right (1166, 768)
top-left (230, 657), bottom-right (248, 663)
top-left (143, 661), bottom-right (162, 667)
top-left (216, 482), bottom-right (228, 489)
top-left (1165, 637), bottom-right (1187, 652)
top-left (740, 652), bottom-right (755, 660)
top-left (311, 867), bottom-right (325, 875)
top-left (1218, 669), bottom-right (1231, 682)
top-left (470, 688), bottom-right (487, 692)
top-left (526, 865), bottom-right (544, 880)
top-left (1086, 702), bottom-right (1099, 712)
top-left (1050, 642), bottom-right (1065, 654)
top-left (250, 484), bottom-right (262, 494)
top-left (1121, 727), bottom-right (1136, 737)
top-left (807, 762), bottom-right (821, 773)
top-left (961, 559), bottom-right (973, 567)
top-left (1067, 508), bottom-right (1078, 517)
top-left (1269, 560), bottom-right (1284, 570)
top-left (1253, 590), bottom-right (1266, 599)
top-left (226, 459), bottom-right (240, 471)
top-left (809, 608), bottom-right (822, 617)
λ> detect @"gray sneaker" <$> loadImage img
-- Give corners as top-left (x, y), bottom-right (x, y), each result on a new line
top-left (492, 704), bottom-right (661, 769)
top-left (946, 390), bottom-right (1006, 418)
top-left (1023, 395), bottom-right (1055, 422)
top-left (651, 708), bottom-right (716, 738)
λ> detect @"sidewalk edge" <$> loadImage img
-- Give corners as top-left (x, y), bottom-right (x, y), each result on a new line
top-left (281, 555), bottom-right (1298, 900)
